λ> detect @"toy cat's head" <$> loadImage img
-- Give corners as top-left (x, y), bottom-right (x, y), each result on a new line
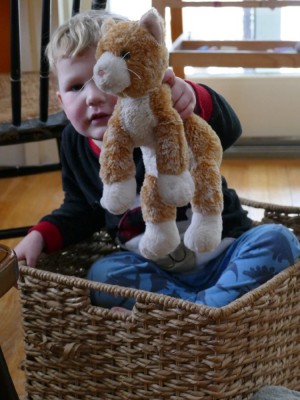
top-left (93, 8), bottom-right (168, 98)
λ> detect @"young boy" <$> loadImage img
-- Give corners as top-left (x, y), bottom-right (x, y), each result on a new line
top-left (15, 10), bottom-right (300, 308)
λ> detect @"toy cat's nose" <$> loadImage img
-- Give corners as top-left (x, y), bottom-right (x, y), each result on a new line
top-left (97, 69), bottom-right (105, 77)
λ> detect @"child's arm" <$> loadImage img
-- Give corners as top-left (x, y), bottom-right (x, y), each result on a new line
top-left (15, 127), bottom-right (106, 266)
top-left (37, 141), bottom-right (105, 247)
top-left (14, 230), bottom-right (45, 268)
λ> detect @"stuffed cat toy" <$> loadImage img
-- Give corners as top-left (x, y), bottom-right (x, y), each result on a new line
top-left (93, 8), bottom-right (223, 261)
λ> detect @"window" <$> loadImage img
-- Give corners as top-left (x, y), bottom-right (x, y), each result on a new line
top-left (108, 1), bottom-right (300, 76)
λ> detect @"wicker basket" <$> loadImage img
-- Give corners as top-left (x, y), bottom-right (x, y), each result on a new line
top-left (18, 199), bottom-right (300, 400)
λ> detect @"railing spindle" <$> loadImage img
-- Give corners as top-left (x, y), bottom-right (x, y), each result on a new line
top-left (39, 0), bottom-right (51, 123)
top-left (10, 0), bottom-right (21, 126)
top-left (72, 0), bottom-right (80, 16)
top-left (92, 0), bottom-right (107, 9)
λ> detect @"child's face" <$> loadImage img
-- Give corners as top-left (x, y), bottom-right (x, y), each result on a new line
top-left (56, 47), bottom-right (117, 141)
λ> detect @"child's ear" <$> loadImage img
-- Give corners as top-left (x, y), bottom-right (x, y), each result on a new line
top-left (56, 91), bottom-right (63, 106)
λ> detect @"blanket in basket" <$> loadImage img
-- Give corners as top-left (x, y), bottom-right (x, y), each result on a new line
top-left (252, 386), bottom-right (300, 399)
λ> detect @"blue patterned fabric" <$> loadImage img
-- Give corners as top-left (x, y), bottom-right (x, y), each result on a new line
top-left (87, 224), bottom-right (300, 309)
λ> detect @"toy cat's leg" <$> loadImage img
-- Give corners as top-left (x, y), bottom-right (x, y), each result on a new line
top-left (139, 174), bottom-right (180, 260)
top-left (153, 86), bottom-right (195, 207)
top-left (184, 114), bottom-right (223, 253)
top-left (100, 116), bottom-right (136, 214)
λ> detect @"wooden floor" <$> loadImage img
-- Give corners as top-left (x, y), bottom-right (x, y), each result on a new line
top-left (0, 158), bottom-right (299, 399)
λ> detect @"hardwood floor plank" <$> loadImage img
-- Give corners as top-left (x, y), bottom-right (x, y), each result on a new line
top-left (0, 172), bottom-right (63, 231)
top-left (221, 159), bottom-right (300, 205)
top-left (287, 162), bottom-right (300, 206)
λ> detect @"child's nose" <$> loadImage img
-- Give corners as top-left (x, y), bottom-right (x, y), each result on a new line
top-left (86, 82), bottom-right (106, 107)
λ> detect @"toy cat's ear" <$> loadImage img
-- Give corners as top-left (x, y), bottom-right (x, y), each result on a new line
top-left (101, 18), bottom-right (116, 36)
top-left (139, 8), bottom-right (164, 44)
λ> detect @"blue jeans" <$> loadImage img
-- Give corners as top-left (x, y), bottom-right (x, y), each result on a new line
top-left (87, 224), bottom-right (300, 309)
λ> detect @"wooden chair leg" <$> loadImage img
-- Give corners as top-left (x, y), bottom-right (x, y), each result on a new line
top-left (0, 245), bottom-right (20, 399)
top-left (0, 347), bottom-right (19, 400)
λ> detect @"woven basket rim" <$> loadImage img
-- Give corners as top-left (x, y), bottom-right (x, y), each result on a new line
top-left (19, 258), bottom-right (300, 319)
top-left (240, 197), bottom-right (300, 213)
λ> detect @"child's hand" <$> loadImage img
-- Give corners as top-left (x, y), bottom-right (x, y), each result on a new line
top-left (163, 68), bottom-right (196, 119)
top-left (14, 230), bottom-right (45, 268)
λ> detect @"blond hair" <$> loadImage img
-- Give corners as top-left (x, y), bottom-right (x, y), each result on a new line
top-left (46, 10), bottom-right (127, 72)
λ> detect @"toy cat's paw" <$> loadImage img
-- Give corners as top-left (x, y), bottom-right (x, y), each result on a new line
top-left (184, 213), bottom-right (222, 253)
top-left (158, 170), bottom-right (194, 207)
top-left (139, 221), bottom-right (181, 260)
top-left (100, 178), bottom-right (136, 214)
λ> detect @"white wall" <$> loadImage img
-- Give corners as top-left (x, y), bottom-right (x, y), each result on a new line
top-left (189, 74), bottom-right (300, 138)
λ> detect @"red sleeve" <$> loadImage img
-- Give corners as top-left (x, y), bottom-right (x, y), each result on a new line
top-left (185, 80), bottom-right (213, 122)
top-left (29, 221), bottom-right (64, 253)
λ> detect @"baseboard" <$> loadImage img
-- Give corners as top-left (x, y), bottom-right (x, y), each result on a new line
top-left (224, 136), bottom-right (300, 158)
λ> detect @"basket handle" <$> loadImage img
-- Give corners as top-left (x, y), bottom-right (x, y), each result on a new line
top-left (18, 263), bottom-right (201, 312)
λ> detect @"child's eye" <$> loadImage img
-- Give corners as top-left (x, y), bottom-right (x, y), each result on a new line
top-left (120, 51), bottom-right (130, 60)
top-left (70, 84), bottom-right (84, 92)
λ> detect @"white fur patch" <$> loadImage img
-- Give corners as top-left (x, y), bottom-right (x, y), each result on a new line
top-left (120, 96), bottom-right (157, 147)
top-left (93, 52), bottom-right (130, 94)
top-left (141, 145), bottom-right (158, 177)
top-left (184, 212), bottom-right (222, 253)
top-left (139, 220), bottom-right (181, 260)
top-left (100, 178), bottom-right (136, 215)
top-left (157, 171), bottom-right (195, 206)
